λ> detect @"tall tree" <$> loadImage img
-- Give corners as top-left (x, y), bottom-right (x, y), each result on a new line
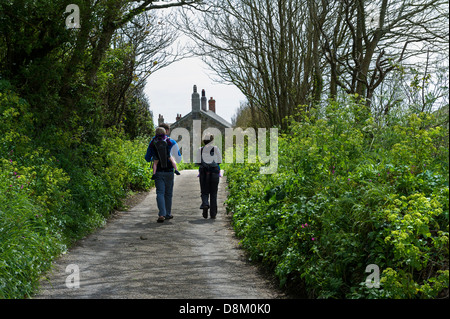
top-left (0, 0), bottom-right (202, 137)
top-left (316, 0), bottom-right (449, 106)
top-left (181, 0), bottom-right (321, 129)
top-left (99, 10), bottom-right (180, 133)
top-left (59, 0), bottom-right (203, 111)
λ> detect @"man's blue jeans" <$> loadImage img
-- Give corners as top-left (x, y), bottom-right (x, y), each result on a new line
top-left (154, 171), bottom-right (174, 218)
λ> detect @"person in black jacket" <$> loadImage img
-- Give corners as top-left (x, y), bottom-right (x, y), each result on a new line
top-left (195, 135), bottom-right (222, 219)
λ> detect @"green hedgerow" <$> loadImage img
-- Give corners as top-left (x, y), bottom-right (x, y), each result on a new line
top-left (225, 97), bottom-right (449, 299)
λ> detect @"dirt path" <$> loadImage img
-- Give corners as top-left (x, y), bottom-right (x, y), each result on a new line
top-left (35, 170), bottom-right (283, 299)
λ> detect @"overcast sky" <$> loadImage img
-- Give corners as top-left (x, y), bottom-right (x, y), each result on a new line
top-left (145, 56), bottom-right (246, 127)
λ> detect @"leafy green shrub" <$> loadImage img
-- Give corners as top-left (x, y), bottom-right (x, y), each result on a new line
top-left (0, 86), bottom-right (156, 298)
top-left (0, 145), bottom-right (68, 298)
top-left (57, 134), bottom-right (154, 242)
top-left (225, 97), bottom-right (449, 299)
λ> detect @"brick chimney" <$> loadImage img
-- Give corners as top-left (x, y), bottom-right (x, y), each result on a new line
top-left (176, 114), bottom-right (182, 122)
top-left (208, 97), bottom-right (216, 113)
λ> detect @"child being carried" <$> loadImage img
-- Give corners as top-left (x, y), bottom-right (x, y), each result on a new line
top-left (151, 127), bottom-right (181, 179)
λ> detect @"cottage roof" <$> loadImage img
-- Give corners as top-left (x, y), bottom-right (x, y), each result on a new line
top-left (170, 109), bottom-right (232, 129)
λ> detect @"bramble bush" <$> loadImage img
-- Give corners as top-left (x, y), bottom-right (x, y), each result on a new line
top-left (225, 97), bottom-right (449, 299)
top-left (0, 86), bottom-right (155, 298)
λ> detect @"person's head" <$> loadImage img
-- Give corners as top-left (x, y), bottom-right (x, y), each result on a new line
top-left (155, 127), bottom-right (166, 136)
top-left (203, 134), bottom-right (214, 146)
top-left (160, 123), bottom-right (170, 135)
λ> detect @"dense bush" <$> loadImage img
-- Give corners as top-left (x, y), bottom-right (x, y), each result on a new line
top-left (225, 97), bottom-right (449, 299)
top-left (0, 87), bottom-right (154, 298)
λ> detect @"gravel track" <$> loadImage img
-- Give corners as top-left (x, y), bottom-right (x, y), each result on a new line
top-left (35, 170), bottom-right (283, 299)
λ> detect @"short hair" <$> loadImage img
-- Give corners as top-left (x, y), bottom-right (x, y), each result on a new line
top-left (155, 127), bottom-right (166, 136)
top-left (160, 123), bottom-right (170, 132)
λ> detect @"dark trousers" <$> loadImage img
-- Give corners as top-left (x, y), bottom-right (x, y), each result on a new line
top-left (199, 169), bottom-right (220, 217)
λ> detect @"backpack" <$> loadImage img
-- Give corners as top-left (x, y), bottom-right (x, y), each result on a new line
top-left (152, 135), bottom-right (172, 169)
top-left (200, 146), bottom-right (219, 172)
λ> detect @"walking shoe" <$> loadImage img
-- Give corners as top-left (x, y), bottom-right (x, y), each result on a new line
top-left (165, 215), bottom-right (174, 220)
top-left (157, 216), bottom-right (165, 223)
top-left (202, 208), bottom-right (208, 219)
